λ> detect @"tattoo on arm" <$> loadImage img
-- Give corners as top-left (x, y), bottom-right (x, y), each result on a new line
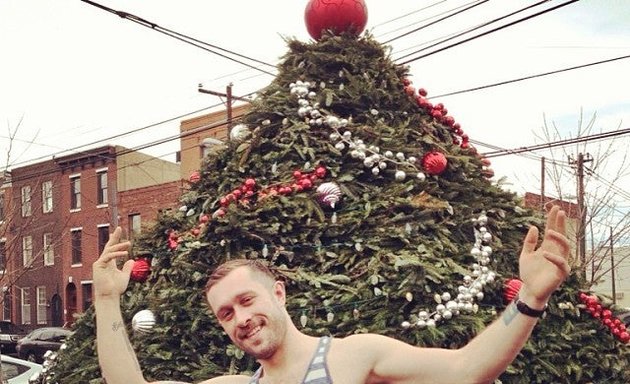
top-left (112, 320), bottom-right (143, 373)
top-left (112, 320), bottom-right (124, 332)
top-left (502, 302), bottom-right (518, 326)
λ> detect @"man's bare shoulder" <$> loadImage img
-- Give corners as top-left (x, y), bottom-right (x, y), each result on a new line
top-left (154, 375), bottom-right (251, 384)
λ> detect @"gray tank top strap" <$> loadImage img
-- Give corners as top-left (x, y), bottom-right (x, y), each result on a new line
top-left (249, 336), bottom-right (333, 384)
top-left (302, 336), bottom-right (333, 384)
top-left (248, 366), bottom-right (263, 384)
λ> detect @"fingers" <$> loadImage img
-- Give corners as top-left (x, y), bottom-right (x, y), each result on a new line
top-left (544, 205), bottom-right (559, 233)
top-left (106, 226), bottom-right (123, 247)
top-left (96, 226), bottom-right (130, 265)
top-left (555, 209), bottom-right (567, 236)
top-left (542, 251), bottom-right (571, 276)
top-left (121, 259), bottom-right (135, 277)
top-left (521, 225), bottom-right (539, 255)
top-left (543, 229), bottom-right (571, 257)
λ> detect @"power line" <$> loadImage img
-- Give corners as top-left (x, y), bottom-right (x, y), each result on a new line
top-left (430, 53), bottom-right (630, 98)
top-left (383, 0), bottom-right (489, 44)
top-left (398, 0), bottom-right (580, 65)
top-left (482, 127), bottom-right (630, 159)
top-left (5, 101), bottom-right (235, 170)
top-left (372, 0), bottom-right (448, 29)
top-left (394, 0), bottom-right (550, 61)
top-left (79, 0), bottom-right (276, 76)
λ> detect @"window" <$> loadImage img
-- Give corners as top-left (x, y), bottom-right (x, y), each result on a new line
top-left (0, 191), bottom-right (4, 222)
top-left (21, 185), bottom-right (32, 217)
top-left (3, 290), bottom-right (10, 321)
top-left (71, 229), bottom-right (82, 265)
top-left (82, 283), bottom-right (92, 311)
top-left (42, 180), bottom-right (53, 213)
top-left (70, 176), bottom-right (81, 210)
top-left (43, 233), bottom-right (54, 266)
top-left (97, 225), bottom-right (109, 256)
top-left (97, 170), bottom-right (108, 205)
top-left (37, 286), bottom-right (47, 324)
top-left (0, 239), bottom-right (5, 272)
top-left (20, 288), bottom-right (30, 325)
top-left (128, 214), bottom-right (141, 241)
top-left (22, 236), bottom-right (33, 267)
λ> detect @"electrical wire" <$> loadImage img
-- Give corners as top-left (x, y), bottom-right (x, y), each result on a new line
top-left (372, 0), bottom-right (448, 29)
top-left (482, 127), bottom-right (630, 159)
top-left (394, 0), bottom-right (549, 61)
top-left (383, 0), bottom-right (489, 44)
top-left (430, 53), bottom-right (630, 98)
top-left (398, 0), bottom-right (580, 65)
top-left (79, 0), bottom-right (276, 75)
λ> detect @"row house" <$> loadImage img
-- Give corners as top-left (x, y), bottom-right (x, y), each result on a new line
top-left (5, 145), bottom-right (182, 329)
top-left (179, 103), bottom-right (249, 180)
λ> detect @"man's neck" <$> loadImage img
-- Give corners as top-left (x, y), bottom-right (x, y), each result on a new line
top-left (258, 327), bottom-right (319, 382)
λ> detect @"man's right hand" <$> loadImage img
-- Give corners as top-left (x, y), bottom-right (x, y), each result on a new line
top-left (93, 226), bottom-right (134, 298)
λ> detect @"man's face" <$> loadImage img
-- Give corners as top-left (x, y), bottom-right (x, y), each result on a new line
top-left (206, 266), bottom-right (288, 360)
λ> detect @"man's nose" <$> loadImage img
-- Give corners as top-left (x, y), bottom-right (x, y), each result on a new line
top-left (234, 306), bottom-right (252, 326)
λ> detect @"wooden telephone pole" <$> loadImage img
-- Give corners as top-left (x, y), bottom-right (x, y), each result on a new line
top-left (569, 152), bottom-right (593, 269)
top-left (197, 83), bottom-right (250, 137)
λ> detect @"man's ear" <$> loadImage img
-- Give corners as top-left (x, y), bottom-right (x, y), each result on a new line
top-left (273, 281), bottom-right (286, 305)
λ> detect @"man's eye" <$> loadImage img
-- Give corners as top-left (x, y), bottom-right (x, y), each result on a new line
top-left (242, 297), bottom-right (253, 305)
top-left (221, 310), bottom-right (233, 320)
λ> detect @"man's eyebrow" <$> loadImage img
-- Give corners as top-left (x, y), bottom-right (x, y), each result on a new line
top-left (216, 291), bottom-right (257, 313)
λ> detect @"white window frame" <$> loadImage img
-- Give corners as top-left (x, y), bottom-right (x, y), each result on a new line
top-left (42, 180), bottom-right (53, 213)
top-left (69, 174), bottom-right (81, 211)
top-left (21, 288), bottom-right (30, 325)
top-left (36, 286), bottom-right (47, 325)
top-left (22, 235), bottom-right (33, 267)
top-left (96, 167), bottom-right (109, 207)
top-left (21, 185), bottom-right (32, 217)
top-left (43, 232), bottom-right (54, 266)
top-left (70, 227), bottom-right (83, 266)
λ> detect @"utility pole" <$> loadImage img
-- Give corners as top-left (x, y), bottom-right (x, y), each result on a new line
top-left (569, 152), bottom-right (593, 270)
top-left (197, 83), bottom-right (250, 138)
top-left (540, 156), bottom-right (546, 211)
top-left (610, 226), bottom-right (616, 304)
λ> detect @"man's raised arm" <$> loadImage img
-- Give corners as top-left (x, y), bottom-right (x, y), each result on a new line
top-left (357, 205), bottom-right (571, 384)
top-left (94, 227), bottom-right (163, 384)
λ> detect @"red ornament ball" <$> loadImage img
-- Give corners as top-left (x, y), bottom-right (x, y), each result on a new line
top-left (421, 151), bottom-right (448, 175)
top-left (503, 278), bottom-right (523, 303)
top-left (304, 0), bottom-right (368, 41)
top-left (130, 257), bottom-right (151, 283)
top-left (189, 170), bottom-right (201, 183)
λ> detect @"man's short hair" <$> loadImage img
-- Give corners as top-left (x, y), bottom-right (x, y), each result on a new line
top-left (204, 258), bottom-right (276, 293)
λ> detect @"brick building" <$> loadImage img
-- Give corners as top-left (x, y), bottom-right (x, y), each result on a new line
top-left (5, 146), bottom-right (182, 328)
top-left (179, 103), bottom-right (249, 181)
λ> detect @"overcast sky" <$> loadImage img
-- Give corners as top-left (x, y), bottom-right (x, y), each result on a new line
top-left (1, 0), bottom-right (629, 241)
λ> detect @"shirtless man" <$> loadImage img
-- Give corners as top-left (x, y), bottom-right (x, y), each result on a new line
top-left (94, 205), bottom-right (570, 384)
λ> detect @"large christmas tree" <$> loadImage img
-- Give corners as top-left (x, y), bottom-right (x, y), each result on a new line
top-left (43, 3), bottom-right (629, 383)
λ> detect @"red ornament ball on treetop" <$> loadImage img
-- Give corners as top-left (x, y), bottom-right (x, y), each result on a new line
top-left (422, 151), bottom-right (448, 175)
top-left (304, 0), bottom-right (368, 41)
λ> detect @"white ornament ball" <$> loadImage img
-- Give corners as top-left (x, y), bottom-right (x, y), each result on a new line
top-left (132, 309), bottom-right (156, 334)
top-left (229, 124), bottom-right (252, 142)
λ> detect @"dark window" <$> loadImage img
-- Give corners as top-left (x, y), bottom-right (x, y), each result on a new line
top-left (0, 191), bottom-right (4, 221)
top-left (128, 214), bottom-right (141, 241)
top-left (0, 241), bottom-right (5, 271)
top-left (82, 283), bottom-right (92, 311)
top-left (70, 177), bottom-right (81, 210)
top-left (97, 171), bottom-right (108, 205)
top-left (71, 230), bottom-right (82, 265)
top-left (97, 226), bottom-right (109, 256)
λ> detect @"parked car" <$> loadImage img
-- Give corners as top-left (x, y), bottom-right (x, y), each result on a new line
top-left (15, 327), bottom-right (73, 364)
top-left (0, 321), bottom-right (28, 355)
top-left (0, 354), bottom-right (42, 384)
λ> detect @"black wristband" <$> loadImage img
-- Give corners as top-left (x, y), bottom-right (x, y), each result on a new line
top-left (514, 296), bottom-right (547, 318)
